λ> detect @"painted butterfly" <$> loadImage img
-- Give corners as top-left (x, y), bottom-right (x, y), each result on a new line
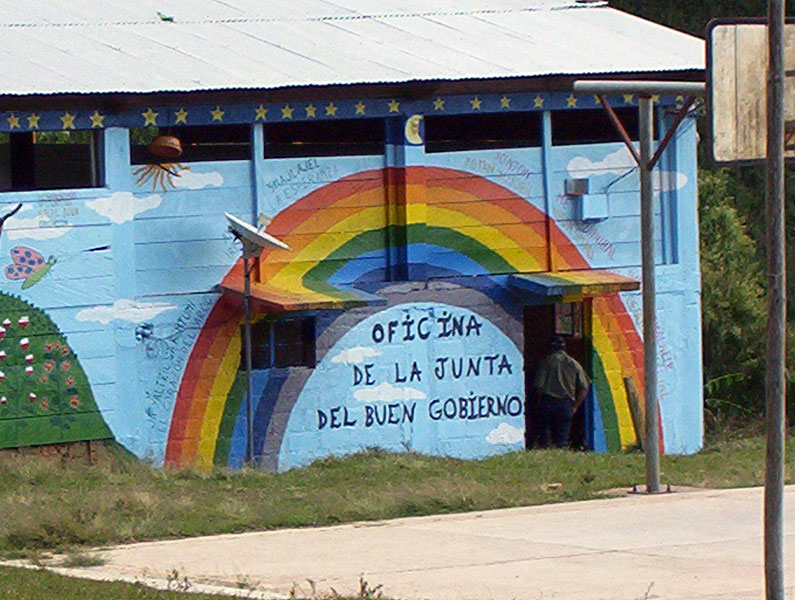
top-left (5, 247), bottom-right (56, 289)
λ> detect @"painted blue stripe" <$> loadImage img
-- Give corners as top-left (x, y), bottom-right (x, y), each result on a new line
top-left (588, 385), bottom-right (608, 453)
top-left (228, 369), bottom-right (271, 468)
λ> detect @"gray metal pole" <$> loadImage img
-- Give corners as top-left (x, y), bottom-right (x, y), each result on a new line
top-left (243, 254), bottom-right (255, 465)
top-left (639, 96), bottom-right (660, 493)
top-left (765, 1), bottom-right (786, 598)
top-left (573, 80), bottom-right (705, 97)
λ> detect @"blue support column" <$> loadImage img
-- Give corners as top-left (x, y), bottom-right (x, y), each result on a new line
top-left (251, 123), bottom-right (269, 223)
top-left (541, 110), bottom-right (556, 272)
top-left (104, 127), bottom-right (139, 450)
top-left (385, 112), bottom-right (427, 281)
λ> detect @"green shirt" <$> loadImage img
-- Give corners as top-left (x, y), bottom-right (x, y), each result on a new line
top-left (533, 350), bottom-right (590, 400)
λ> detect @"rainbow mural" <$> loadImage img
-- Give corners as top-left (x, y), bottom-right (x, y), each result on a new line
top-left (165, 167), bottom-right (648, 470)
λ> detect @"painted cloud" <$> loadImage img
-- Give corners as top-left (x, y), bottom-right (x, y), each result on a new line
top-left (76, 299), bottom-right (176, 325)
top-left (486, 422), bottom-right (524, 445)
top-left (331, 346), bottom-right (382, 365)
top-left (567, 147), bottom-right (687, 192)
top-left (567, 147), bottom-right (635, 177)
top-left (85, 192), bottom-right (161, 224)
top-left (353, 381), bottom-right (427, 403)
top-left (655, 170), bottom-right (688, 192)
top-left (4, 213), bottom-right (73, 240)
top-left (172, 168), bottom-right (224, 190)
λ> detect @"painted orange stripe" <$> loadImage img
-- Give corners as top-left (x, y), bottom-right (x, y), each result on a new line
top-left (166, 297), bottom-right (237, 464)
top-left (178, 312), bottom-right (242, 463)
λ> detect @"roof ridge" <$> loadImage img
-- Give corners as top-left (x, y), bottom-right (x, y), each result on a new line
top-left (0, 3), bottom-right (609, 28)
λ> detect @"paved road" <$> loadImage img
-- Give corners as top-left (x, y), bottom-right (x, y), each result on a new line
top-left (87, 486), bottom-right (794, 599)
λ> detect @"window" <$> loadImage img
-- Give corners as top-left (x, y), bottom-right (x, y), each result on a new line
top-left (551, 108), bottom-right (657, 145)
top-left (248, 317), bottom-right (316, 368)
top-left (265, 119), bottom-right (384, 158)
top-left (1, 130), bottom-right (103, 192)
top-left (555, 302), bottom-right (583, 338)
top-left (130, 125), bottom-right (251, 164)
top-left (424, 112), bottom-right (542, 153)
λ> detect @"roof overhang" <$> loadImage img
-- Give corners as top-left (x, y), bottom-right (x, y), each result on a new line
top-left (220, 274), bottom-right (385, 312)
top-left (0, 70), bottom-right (706, 111)
top-left (509, 270), bottom-right (640, 298)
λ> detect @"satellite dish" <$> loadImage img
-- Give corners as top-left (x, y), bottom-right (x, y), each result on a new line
top-left (225, 212), bottom-right (290, 259)
top-left (225, 213), bottom-right (290, 465)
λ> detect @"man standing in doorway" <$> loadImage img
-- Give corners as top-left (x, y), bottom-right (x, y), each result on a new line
top-left (533, 335), bottom-right (590, 448)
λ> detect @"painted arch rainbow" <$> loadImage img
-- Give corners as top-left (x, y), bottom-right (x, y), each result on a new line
top-left (165, 167), bottom-right (647, 470)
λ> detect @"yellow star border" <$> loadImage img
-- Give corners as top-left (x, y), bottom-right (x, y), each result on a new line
top-left (0, 92), bottom-right (682, 135)
top-left (142, 107), bottom-right (159, 126)
top-left (60, 112), bottom-right (76, 130)
top-left (89, 111), bottom-right (105, 128)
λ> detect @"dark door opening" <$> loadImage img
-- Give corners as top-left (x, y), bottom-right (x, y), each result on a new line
top-left (524, 301), bottom-right (590, 450)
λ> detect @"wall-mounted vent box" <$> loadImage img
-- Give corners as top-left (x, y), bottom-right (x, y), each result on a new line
top-left (565, 178), bottom-right (608, 222)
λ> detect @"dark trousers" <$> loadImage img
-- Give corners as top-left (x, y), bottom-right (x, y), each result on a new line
top-left (536, 394), bottom-right (574, 449)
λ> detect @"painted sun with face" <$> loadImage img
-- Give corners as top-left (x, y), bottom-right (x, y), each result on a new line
top-left (133, 163), bottom-right (185, 192)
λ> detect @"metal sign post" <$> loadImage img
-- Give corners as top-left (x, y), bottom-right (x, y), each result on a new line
top-left (573, 80), bottom-right (705, 493)
top-left (638, 95), bottom-right (660, 493)
top-left (241, 248), bottom-right (255, 465)
top-left (707, 17), bottom-right (788, 598)
top-left (765, 3), bottom-right (786, 599)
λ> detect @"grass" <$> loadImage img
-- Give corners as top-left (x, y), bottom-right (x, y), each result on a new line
top-left (0, 566), bottom-right (379, 600)
top-left (58, 551), bottom-right (106, 568)
top-left (0, 566), bottom-right (231, 600)
top-left (0, 434), bottom-right (792, 559)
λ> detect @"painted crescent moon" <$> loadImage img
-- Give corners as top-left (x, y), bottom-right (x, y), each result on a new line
top-left (404, 114), bottom-right (424, 145)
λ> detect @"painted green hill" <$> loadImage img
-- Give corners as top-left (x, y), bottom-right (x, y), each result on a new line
top-left (0, 292), bottom-right (111, 448)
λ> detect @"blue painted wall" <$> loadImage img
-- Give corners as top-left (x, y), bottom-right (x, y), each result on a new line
top-left (0, 93), bottom-right (703, 466)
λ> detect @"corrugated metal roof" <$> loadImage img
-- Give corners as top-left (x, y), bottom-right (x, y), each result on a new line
top-left (0, 1), bottom-right (704, 97)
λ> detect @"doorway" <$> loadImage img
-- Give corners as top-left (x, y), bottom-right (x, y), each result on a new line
top-left (523, 300), bottom-right (590, 449)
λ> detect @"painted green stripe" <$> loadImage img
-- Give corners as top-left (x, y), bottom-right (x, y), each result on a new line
top-left (590, 351), bottom-right (621, 452)
top-left (213, 370), bottom-right (246, 466)
top-left (304, 224), bottom-right (516, 284)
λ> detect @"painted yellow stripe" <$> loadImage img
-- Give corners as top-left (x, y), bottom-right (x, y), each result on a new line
top-left (426, 205), bottom-right (545, 272)
top-left (269, 202), bottom-right (547, 291)
top-left (268, 206), bottom-right (387, 293)
top-left (553, 272), bottom-right (629, 284)
top-left (591, 313), bottom-right (637, 447)
top-left (195, 327), bottom-right (243, 470)
top-left (267, 180), bottom-right (550, 290)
